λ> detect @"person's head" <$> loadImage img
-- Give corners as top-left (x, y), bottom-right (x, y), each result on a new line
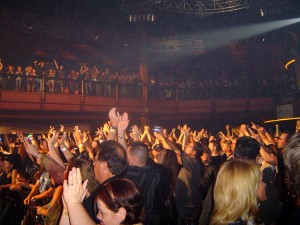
top-left (184, 141), bottom-right (203, 158)
top-left (154, 149), bottom-right (177, 169)
top-left (95, 178), bottom-right (144, 225)
top-left (200, 137), bottom-right (209, 147)
top-left (94, 140), bottom-right (127, 184)
top-left (130, 125), bottom-right (140, 140)
top-left (221, 140), bottom-right (232, 154)
top-left (208, 140), bottom-right (221, 155)
top-left (66, 157), bottom-right (99, 194)
top-left (210, 159), bottom-right (265, 225)
top-left (283, 133), bottom-right (300, 198)
top-left (127, 142), bottom-right (149, 167)
top-left (17, 143), bottom-right (28, 159)
top-left (277, 132), bottom-right (291, 150)
top-left (4, 153), bottom-right (21, 171)
top-left (234, 136), bottom-right (260, 161)
top-left (154, 148), bottom-right (179, 190)
top-left (201, 145), bottom-right (212, 164)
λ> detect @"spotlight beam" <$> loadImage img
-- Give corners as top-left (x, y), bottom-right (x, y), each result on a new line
top-left (197, 18), bottom-right (300, 50)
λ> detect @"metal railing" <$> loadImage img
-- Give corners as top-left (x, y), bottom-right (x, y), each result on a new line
top-left (0, 73), bottom-right (295, 101)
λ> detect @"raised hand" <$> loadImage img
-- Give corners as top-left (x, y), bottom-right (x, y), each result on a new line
top-left (73, 126), bottom-right (83, 144)
top-left (60, 124), bottom-right (65, 133)
top-left (251, 122), bottom-right (259, 131)
top-left (108, 107), bottom-right (120, 127)
top-left (58, 131), bottom-right (67, 146)
top-left (118, 112), bottom-right (129, 132)
top-left (23, 137), bottom-right (39, 157)
top-left (63, 167), bottom-right (88, 205)
top-left (257, 126), bottom-right (266, 134)
top-left (82, 132), bottom-right (89, 144)
top-left (49, 125), bottom-right (55, 134)
top-left (49, 130), bottom-right (59, 145)
top-left (144, 126), bottom-right (150, 134)
top-left (103, 123), bottom-right (110, 134)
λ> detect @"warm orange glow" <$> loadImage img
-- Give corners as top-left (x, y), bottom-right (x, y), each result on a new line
top-left (285, 59), bottom-right (296, 70)
top-left (264, 117), bottom-right (300, 123)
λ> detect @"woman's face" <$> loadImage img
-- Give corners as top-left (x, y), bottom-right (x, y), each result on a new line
top-left (96, 200), bottom-right (120, 225)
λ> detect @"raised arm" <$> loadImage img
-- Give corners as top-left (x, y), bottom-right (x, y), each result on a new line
top-left (62, 167), bottom-right (95, 225)
top-left (107, 107), bottom-right (120, 141)
top-left (155, 132), bottom-right (183, 165)
top-left (117, 112), bottom-right (129, 150)
top-left (48, 130), bottom-right (65, 168)
top-left (58, 128), bottom-right (74, 162)
top-left (23, 138), bottom-right (65, 185)
top-left (259, 145), bottom-right (278, 165)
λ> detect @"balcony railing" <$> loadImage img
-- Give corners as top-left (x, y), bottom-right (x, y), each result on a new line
top-left (0, 73), bottom-right (291, 101)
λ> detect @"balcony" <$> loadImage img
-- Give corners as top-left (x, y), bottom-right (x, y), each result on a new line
top-left (0, 73), bottom-right (275, 125)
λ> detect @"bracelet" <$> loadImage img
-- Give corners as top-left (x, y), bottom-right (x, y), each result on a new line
top-left (78, 143), bottom-right (83, 147)
top-left (110, 128), bottom-right (117, 133)
top-left (60, 147), bottom-right (67, 152)
top-left (118, 136), bottom-right (125, 139)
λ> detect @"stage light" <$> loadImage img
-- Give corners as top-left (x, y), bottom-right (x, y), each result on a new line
top-left (264, 117), bottom-right (300, 123)
top-left (260, 9), bottom-right (264, 17)
top-left (285, 59), bottom-right (296, 70)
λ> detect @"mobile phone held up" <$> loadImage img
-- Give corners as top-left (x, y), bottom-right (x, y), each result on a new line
top-left (152, 126), bottom-right (162, 133)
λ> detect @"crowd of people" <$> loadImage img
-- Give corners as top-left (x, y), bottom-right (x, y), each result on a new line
top-left (0, 107), bottom-right (300, 225)
top-left (0, 58), bottom-right (296, 100)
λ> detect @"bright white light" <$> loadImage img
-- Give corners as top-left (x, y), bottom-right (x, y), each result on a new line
top-left (260, 9), bottom-right (264, 17)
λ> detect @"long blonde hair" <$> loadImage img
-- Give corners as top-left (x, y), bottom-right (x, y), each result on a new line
top-left (210, 159), bottom-right (260, 225)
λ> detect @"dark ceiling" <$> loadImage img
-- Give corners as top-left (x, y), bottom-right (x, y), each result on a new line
top-left (0, 0), bottom-right (299, 76)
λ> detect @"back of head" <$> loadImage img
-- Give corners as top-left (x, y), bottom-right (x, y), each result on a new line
top-left (97, 140), bottom-right (127, 175)
top-left (128, 142), bottom-right (149, 166)
top-left (200, 137), bottom-right (209, 147)
top-left (234, 136), bottom-right (260, 161)
top-left (284, 133), bottom-right (300, 197)
top-left (96, 177), bottom-right (144, 224)
top-left (66, 157), bottom-right (99, 194)
top-left (193, 141), bottom-right (204, 158)
top-left (211, 159), bottom-right (260, 225)
top-left (209, 140), bottom-right (221, 151)
top-left (160, 149), bottom-right (178, 171)
top-left (222, 140), bottom-right (232, 147)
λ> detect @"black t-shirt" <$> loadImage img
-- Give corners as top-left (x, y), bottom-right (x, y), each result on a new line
top-left (176, 152), bottom-right (202, 205)
top-left (211, 155), bottom-right (226, 170)
top-left (124, 160), bottom-right (171, 224)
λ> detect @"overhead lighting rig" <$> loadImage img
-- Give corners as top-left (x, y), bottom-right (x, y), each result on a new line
top-left (122, 0), bottom-right (257, 17)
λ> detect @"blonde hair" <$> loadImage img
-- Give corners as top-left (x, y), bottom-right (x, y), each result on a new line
top-left (210, 159), bottom-right (260, 225)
